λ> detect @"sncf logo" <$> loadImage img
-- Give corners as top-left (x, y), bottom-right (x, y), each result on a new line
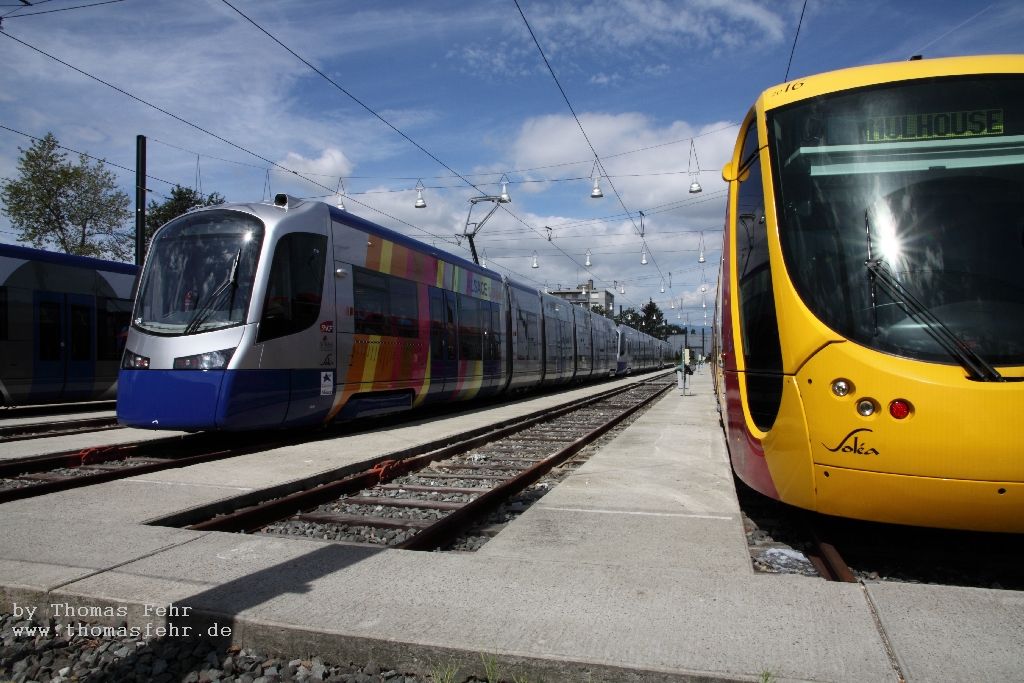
top-left (823, 428), bottom-right (880, 456)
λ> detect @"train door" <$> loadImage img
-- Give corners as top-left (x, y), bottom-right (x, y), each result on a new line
top-left (428, 288), bottom-right (458, 396)
top-left (33, 291), bottom-right (64, 400)
top-left (255, 230), bottom-right (332, 426)
top-left (31, 291), bottom-right (95, 401)
top-left (65, 293), bottom-right (96, 398)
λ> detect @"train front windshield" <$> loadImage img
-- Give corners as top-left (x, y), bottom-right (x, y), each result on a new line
top-left (134, 210), bottom-right (264, 335)
top-left (771, 75), bottom-right (1024, 366)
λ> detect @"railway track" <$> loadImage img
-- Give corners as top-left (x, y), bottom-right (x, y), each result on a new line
top-left (176, 379), bottom-right (674, 551)
top-left (0, 415), bottom-right (122, 442)
top-left (740, 481), bottom-right (1024, 589)
top-left (0, 431), bottom-right (300, 504)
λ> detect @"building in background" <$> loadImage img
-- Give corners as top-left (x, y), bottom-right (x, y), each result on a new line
top-left (549, 280), bottom-right (614, 314)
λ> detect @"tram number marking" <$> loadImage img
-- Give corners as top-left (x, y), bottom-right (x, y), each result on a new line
top-left (823, 428), bottom-right (880, 456)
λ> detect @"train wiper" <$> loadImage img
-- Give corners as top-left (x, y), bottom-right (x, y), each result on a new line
top-left (183, 249), bottom-right (241, 336)
top-left (865, 258), bottom-right (1003, 382)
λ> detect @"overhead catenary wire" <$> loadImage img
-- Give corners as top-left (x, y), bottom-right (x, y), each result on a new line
top-left (218, 0), bottom-right (649, 307)
top-left (1, 0), bottom-right (126, 20)
top-left (0, 30), bottom-right (464, 249)
top-left (784, 0), bottom-right (808, 82)
top-left (2, 6), bottom-right (715, 313)
top-left (513, 0), bottom-right (679, 298)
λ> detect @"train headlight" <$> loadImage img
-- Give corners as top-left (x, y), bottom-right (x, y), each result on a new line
top-left (831, 379), bottom-right (852, 397)
top-left (122, 349), bottom-right (150, 370)
top-left (173, 348), bottom-right (235, 370)
top-left (856, 399), bottom-right (876, 416)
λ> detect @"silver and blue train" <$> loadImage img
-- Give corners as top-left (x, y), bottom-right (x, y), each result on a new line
top-left (118, 194), bottom-right (672, 431)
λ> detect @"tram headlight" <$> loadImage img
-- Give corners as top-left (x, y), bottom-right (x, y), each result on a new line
top-left (856, 399), bottom-right (876, 416)
top-left (122, 349), bottom-right (150, 370)
top-left (173, 348), bottom-right (235, 370)
top-left (831, 379), bottom-right (852, 397)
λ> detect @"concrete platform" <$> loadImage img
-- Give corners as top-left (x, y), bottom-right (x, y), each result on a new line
top-left (1, 370), bottom-right (1021, 682)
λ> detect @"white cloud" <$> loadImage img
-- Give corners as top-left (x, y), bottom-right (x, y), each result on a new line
top-left (277, 148), bottom-right (354, 179)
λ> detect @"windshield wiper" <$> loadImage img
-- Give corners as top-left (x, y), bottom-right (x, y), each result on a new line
top-left (864, 258), bottom-right (1003, 382)
top-left (183, 249), bottom-right (241, 336)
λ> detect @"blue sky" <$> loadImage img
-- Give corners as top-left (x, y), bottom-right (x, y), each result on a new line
top-left (1, 0), bottom-right (1022, 326)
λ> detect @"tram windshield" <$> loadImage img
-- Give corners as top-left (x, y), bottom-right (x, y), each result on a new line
top-left (770, 75), bottom-right (1024, 367)
top-left (133, 210), bottom-right (264, 335)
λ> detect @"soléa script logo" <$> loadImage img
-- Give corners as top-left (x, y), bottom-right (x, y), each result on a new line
top-left (822, 428), bottom-right (880, 456)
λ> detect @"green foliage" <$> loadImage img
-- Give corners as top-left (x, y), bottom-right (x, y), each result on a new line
top-left (146, 184), bottom-right (225, 238)
top-left (480, 652), bottom-right (500, 682)
top-left (613, 300), bottom-right (676, 339)
top-left (0, 132), bottom-right (131, 259)
top-left (430, 658), bottom-right (460, 683)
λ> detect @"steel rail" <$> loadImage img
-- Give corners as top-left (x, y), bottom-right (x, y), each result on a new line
top-left (0, 416), bottom-right (121, 442)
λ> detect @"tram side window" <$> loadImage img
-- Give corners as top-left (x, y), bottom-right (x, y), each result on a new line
top-left (258, 233), bottom-right (327, 343)
top-left (354, 268), bottom-right (420, 338)
top-left (353, 268), bottom-right (388, 336)
top-left (458, 294), bottom-right (482, 361)
top-left (517, 310), bottom-right (540, 361)
top-left (735, 121), bottom-right (783, 431)
top-left (38, 301), bottom-right (62, 361)
top-left (429, 288), bottom-right (457, 360)
top-left (0, 287), bottom-right (6, 341)
top-left (516, 310), bottom-right (529, 360)
top-left (390, 278), bottom-right (418, 338)
top-left (486, 302), bottom-right (501, 361)
top-left (97, 297), bottom-right (132, 361)
top-left (69, 304), bottom-right (92, 362)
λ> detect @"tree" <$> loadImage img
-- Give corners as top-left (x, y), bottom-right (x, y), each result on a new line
top-left (614, 306), bottom-right (640, 328)
top-left (105, 185), bottom-right (226, 263)
top-left (640, 299), bottom-right (669, 338)
top-left (0, 133), bottom-right (131, 259)
top-left (145, 185), bottom-right (225, 239)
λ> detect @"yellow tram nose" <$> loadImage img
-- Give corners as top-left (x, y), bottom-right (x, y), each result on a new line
top-left (796, 344), bottom-right (1024, 532)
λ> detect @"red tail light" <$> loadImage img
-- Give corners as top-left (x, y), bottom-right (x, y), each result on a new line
top-left (889, 399), bottom-right (911, 419)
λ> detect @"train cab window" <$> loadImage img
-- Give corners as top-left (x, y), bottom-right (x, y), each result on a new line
top-left (458, 294), bottom-right (482, 361)
top-left (735, 121), bottom-right (783, 431)
top-left (135, 209), bottom-right (263, 336)
top-left (257, 233), bottom-right (326, 343)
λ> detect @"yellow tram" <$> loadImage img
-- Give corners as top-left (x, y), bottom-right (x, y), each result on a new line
top-left (714, 55), bottom-right (1024, 532)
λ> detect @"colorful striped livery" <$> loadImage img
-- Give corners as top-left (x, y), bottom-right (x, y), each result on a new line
top-left (117, 194), bottom-right (671, 432)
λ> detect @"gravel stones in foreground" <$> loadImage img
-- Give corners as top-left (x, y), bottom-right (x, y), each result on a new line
top-left (0, 613), bottom-right (443, 683)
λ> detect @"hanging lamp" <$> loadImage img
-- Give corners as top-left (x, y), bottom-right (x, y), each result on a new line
top-left (590, 161), bottom-right (604, 199)
top-left (688, 140), bottom-right (703, 193)
top-left (499, 173), bottom-right (512, 203)
top-left (414, 179), bottom-right (426, 209)
top-left (334, 178), bottom-right (346, 210)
